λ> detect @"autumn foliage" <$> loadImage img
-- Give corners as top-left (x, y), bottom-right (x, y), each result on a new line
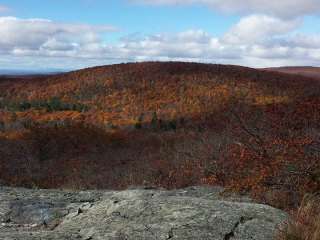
top-left (277, 195), bottom-right (320, 240)
top-left (0, 62), bottom-right (319, 212)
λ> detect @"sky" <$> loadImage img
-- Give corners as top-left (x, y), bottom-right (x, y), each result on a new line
top-left (0, 0), bottom-right (319, 70)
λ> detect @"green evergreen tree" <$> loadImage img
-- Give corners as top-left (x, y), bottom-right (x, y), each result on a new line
top-left (151, 111), bottom-right (158, 129)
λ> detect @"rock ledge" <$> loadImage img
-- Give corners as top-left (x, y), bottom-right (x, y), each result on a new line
top-left (0, 186), bottom-right (287, 240)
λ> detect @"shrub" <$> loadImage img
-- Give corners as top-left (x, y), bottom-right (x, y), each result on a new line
top-left (47, 97), bottom-right (63, 112)
top-left (151, 111), bottom-right (158, 129)
top-left (19, 101), bottom-right (32, 111)
top-left (135, 114), bottom-right (144, 129)
top-left (0, 97), bottom-right (89, 112)
top-left (135, 122), bottom-right (142, 129)
top-left (0, 121), bottom-right (4, 132)
top-left (158, 119), bottom-right (177, 131)
top-left (277, 195), bottom-right (320, 240)
top-left (168, 120), bottom-right (177, 131)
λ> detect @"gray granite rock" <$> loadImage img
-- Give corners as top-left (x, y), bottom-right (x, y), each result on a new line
top-left (0, 186), bottom-right (287, 240)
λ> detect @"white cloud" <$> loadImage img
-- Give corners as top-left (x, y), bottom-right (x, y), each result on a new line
top-left (0, 17), bottom-right (116, 56)
top-left (113, 26), bottom-right (320, 67)
top-left (132, 0), bottom-right (320, 18)
top-left (0, 16), bottom-right (319, 69)
top-left (106, 15), bottom-right (320, 67)
top-left (223, 15), bottom-right (301, 44)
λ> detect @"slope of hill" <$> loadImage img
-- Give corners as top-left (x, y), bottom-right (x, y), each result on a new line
top-left (1, 62), bottom-right (318, 128)
top-left (0, 62), bottom-right (319, 210)
top-left (264, 66), bottom-right (320, 80)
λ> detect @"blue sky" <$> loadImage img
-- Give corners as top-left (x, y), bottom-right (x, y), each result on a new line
top-left (2, 0), bottom-right (239, 34)
top-left (0, 0), bottom-right (319, 70)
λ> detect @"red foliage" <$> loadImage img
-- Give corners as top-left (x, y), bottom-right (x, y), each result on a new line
top-left (0, 62), bottom-right (319, 210)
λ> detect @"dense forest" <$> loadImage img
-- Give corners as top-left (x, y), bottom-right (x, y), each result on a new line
top-left (0, 62), bottom-right (319, 211)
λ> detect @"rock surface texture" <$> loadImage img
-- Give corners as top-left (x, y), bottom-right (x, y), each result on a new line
top-left (0, 186), bottom-right (287, 240)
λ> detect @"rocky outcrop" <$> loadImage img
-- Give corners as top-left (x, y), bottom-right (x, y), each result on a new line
top-left (0, 186), bottom-right (287, 240)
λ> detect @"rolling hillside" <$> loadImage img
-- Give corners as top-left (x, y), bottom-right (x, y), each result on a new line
top-left (0, 62), bottom-right (319, 210)
top-left (264, 66), bottom-right (320, 80)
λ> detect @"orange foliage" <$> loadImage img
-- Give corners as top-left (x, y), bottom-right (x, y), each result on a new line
top-left (0, 62), bottom-right (319, 211)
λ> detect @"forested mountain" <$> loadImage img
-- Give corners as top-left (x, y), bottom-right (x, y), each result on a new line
top-left (0, 62), bottom-right (319, 210)
top-left (265, 66), bottom-right (320, 80)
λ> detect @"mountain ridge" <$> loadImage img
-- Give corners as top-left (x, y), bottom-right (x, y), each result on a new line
top-left (0, 61), bottom-right (319, 212)
top-left (264, 66), bottom-right (320, 80)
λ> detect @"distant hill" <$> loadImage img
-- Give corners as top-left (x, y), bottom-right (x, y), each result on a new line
top-left (264, 66), bottom-right (320, 80)
top-left (0, 69), bottom-right (66, 76)
top-left (0, 62), bottom-right (319, 210)
top-left (1, 62), bottom-right (318, 127)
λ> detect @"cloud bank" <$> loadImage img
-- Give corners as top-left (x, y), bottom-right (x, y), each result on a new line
top-left (0, 13), bottom-right (319, 69)
top-left (113, 16), bottom-right (320, 67)
top-left (0, 17), bottom-right (116, 57)
top-left (132, 0), bottom-right (320, 19)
